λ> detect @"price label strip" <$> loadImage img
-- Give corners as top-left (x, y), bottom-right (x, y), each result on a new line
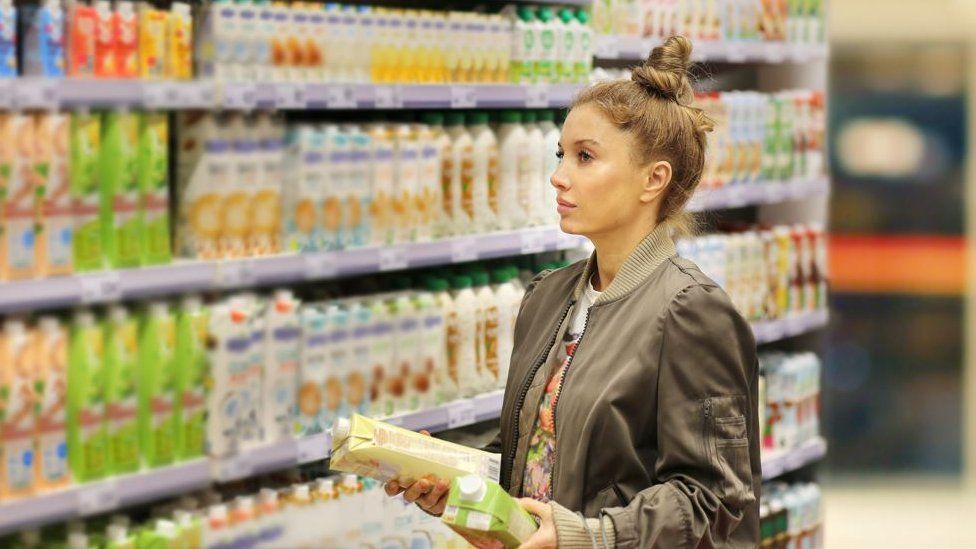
top-left (447, 400), bottom-right (477, 430)
top-left (520, 231), bottom-right (546, 255)
top-left (14, 79), bottom-right (58, 110)
top-left (79, 272), bottom-right (123, 304)
top-left (275, 83), bottom-right (307, 109)
top-left (296, 433), bottom-right (331, 464)
top-left (326, 85), bottom-right (357, 109)
top-left (450, 238), bottom-right (479, 264)
top-left (450, 86), bottom-right (477, 109)
top-left (378, 247), bottom-right (409, 272)
top-left (374, 85), bottom-right (403, 109)
top-left (304, 254), bottom-right (338, 280)
top-left (142, 82), bottom-right (178, 109)
top-left (223, 83), bottom-right (257, 110)
top-left (77, 479), bottom-right (120, 516)
top-left (215, 260), bottom-right (257, 289)
top-left (216, 454), bottom-right (255, 482)
top-left (525, 85), bottom-right (550, 108)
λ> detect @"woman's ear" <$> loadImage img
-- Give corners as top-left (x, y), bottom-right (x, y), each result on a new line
top-left (640, 160), bottom-right (672, 203)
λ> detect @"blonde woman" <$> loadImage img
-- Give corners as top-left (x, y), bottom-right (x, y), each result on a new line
top-left (388, 36), bottom-right (760, 548)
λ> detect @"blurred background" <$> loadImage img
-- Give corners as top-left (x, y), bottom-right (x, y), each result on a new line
top-left (823, 0), bottom-right (975, 546)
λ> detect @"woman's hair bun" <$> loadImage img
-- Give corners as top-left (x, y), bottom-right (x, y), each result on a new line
top-left (631, 35), bottom-right (695, 105)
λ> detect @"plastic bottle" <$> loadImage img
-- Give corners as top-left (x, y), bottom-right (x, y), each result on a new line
top-left (523, 110), bottom-right (547, 226)
top-left (420, 112), bottom-right (450, 238)
top-left (535, 7), bottom-right (557, 83)
top-left (104, 306), bottom-right (140, 474)
top-left (467, 111), bottom-right (498, 232)
top-left (175, 295), bottom-right (209, 459)
top-left (473, 270), bottom-right (498, 392)
top-left (393, 121), bottom-right (420, 244)
top-left (539, 110), bottom-right (561, 225)
top-left (510, 6), bottom-right (536, 84)
top-left (450, 275), bottom-right (480, 397)
top-left (445, 112), bottom-right (473, 234)
top-left (427, 278), bottom-right (458, 403)
top-left (67, 310), bottom-right (107, 482)
top-left (496, 110), bottom-right (528, 230)
top-left (555, 9), bottom-right (575, 84)
top-left (138, 301), bottom-right (177, 468)
top-left (574, 10), bottom-right (593, 83)
top-left (415, 121), bottom-right (440, 242)
top-left (345, 299), bottom-right (373, 417)
top-left (494, 267), bottom-right (523, 388)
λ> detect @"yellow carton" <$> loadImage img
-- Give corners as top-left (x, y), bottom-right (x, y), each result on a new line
top-left (330, 414), bottom-right (500, 485)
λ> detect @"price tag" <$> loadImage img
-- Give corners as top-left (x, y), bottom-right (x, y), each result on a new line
top-left (216, 454), bottom-right (254, 482)
top-left (142, 82), bottom-right (178, 109)
top-left (520, 231), bottom-right (546, 254)
top-left (78, 479), bottom-right (119, 516)
top-left (374, 85), bottom-right (403, 109)
top-left (304, 254), bottom-right (338, 280)
top-left (296, 433), bottom-right (331, 464)
top-left (447, 400), bottom-right (477, 429)
top-left (595, 38), bottom-right (620, 59)
top-left (79, 272), bottom-right (122, 304)
top-left (194, 82), bottom-right (218, 107)
top-left (14, 79), bottom-right (58, 110)
top-left (215, 260), bottom-right (257, 288)
top-left (449, 86), bottom-right (477, 109)
top-left (450, 238), bottom-right (479, 264)
top-left (525, 85), bottom-right (550, 108)
top-left (275, 83), bottom-right (307, 109)
top-left (378, 247), bottom-right (409, 272)
top-left (325, 85), bottom-right (357, 109)
top-left (223, 83), bottom-right (257, 110)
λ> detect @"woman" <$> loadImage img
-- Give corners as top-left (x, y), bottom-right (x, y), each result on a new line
top-left (387, 35), bottom-right (761, 548)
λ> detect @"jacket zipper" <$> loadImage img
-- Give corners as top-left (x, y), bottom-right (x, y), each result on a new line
top-left (548, 306), bottom-right (591, 500)
top-left (506, 301), bottom-right (575, 489)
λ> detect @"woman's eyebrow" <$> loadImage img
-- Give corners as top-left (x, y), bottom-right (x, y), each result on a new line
top-left (574, 139), bottom-right (601, 147)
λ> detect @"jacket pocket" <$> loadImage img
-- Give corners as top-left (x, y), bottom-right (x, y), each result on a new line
top-left (586, 482), bottom-right (628, 515)
top-left (705, 396), bottom-right (754, 511)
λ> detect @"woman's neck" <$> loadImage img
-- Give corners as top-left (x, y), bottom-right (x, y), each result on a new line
top-left (590, 222), bottom-right (659, 292)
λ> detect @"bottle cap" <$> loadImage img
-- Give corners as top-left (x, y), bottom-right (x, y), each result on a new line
top-left (500, 110), bottom-right (521, 124)
top-left (451, 275), bottom-right (473, 290)
top-left (332, 417), bottom-right (351, 440)
top-left (457, 475), bottom-right (487, 502)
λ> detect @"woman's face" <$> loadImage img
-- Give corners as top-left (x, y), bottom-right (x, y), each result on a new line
top-left (551, 103), bottom-right (668, 240)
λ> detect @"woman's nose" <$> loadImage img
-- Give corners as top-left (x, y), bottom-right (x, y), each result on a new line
top-left (550, 163), bottom-right (569, 190)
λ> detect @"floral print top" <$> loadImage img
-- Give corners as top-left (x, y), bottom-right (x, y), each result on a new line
top-left (522, 278), bottom-right (602, 501)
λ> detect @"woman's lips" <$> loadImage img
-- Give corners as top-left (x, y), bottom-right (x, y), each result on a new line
top-left (557, 198), bottom-right (576, 215)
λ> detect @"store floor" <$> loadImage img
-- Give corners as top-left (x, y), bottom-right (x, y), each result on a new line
top-left (823, 477), bottom-right (976, 547)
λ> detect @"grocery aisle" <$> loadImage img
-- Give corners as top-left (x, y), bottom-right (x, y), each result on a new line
top-left (0, 0), bottom-right (830, 546)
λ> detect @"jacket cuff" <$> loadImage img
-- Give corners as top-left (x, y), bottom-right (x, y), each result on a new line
top-left (550, 501), bottom-right (617, 548)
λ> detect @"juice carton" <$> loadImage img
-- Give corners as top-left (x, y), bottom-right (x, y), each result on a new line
top-left (137, 112), bottom-right (170, 266)
top-left (345, 126), bottom-right (373, 249)
top-left (0, 114), bottom-right (9, 277)
top-left (21, 0), bottom-right (66, 77)
top-left (441, 476), bottom-right (538, 549)
top-left (346, 300), bottom-right (373, 417)
top-left (367, 296), bottom-right (396, 417)
top-left (137, 3), bottom-right (167, 79)
top-left (67, 1), bottom-right (96, 76)
top-left (330, 414), bottom-right (501, 485)
top-left (103, 306), bottom-right (139, 474)
top-left (69, 112), bottom-right (104, 272)
top-left (390, 292), bottom-right (424, 412)
top-left (282, 126), bottom-right (324, 253)
top-left (34, 317), bottom-right (71, 491)
top-left (175, 112), bottom-right (230, 260)
top-left (100, 110), bottom-right (141, 269)
top-left (0, 320), bottom-right (38, 498)
top-left (261, 290), bottom-right (301, 442)
top-left (222, 114), bottom-right (256, 258)
top-left (235, 0), bottom-right (258, 82)
top-left (67, 310), bottom-right (108, 482)
top-left (113, 2), bottom-right (138, 78)
top-left (36, 113), bottom-right (73, 277)
top-left (174, 296), bottom-right (208, 460)
top-left (323, 303), bottom-right (350, 430)
top-left (93, 1), bottom-right (116, 77)
top-left (2, 115), bottom-right (39, 280)
top-left (296, 304), bottom-right (328, 437)
top-left (137, 302), bottom-right (177, 468)
top-left (367, 123), bottom-right (396, 246)
top-left (195, 0), bottom-right (236, 81)
top-left (0, 0), bottom-right (15, 78)
top-left (137, 520), bottom-right (178, 548)
top-left (167, 2), bottom-right (193, 79)
top-left (250, 113), bottom-right (284, 256)
top-left (236, 294), bottom-right (263, 449)
top-left (205, 301), bottom-right (252, 457)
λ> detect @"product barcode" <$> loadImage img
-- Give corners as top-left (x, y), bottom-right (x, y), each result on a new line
top-left (486, 455), bottom-right (501, 483)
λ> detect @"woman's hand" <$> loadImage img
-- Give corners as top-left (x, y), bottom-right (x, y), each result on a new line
top-left (382, 430), bottom-right (451, 516)
top-left (517, 498), bottom-right (558, 549)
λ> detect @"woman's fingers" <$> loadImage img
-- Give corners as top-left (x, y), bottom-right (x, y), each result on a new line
top-left (384, 479), bottom-right (402, 497)
top-left (419, 429), bottom-right (431, 437)
top-left (419, 478), bottom-right (449, 509)
top-left (402, 478), bottom-right (432, 503)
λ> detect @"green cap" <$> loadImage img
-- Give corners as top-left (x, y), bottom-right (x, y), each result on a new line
top-left (518, 5), bottom-right (535, 22)
top-left (466, 111), bottom-right (489, 125)
top-left (500, 110), bottom-right (521, 124)
top-left (445, 111), bottom-right (465, 126)
top-left (537, 6), bottom-right (553, 21)
top-left (558, 8), bottom-right (574, 24)
top-left (451, 275), bottom-right (473, 290)
top-left (538, 110), bottom-right (555, 122)
top-left (421, 112), bottom-right (444, 126)
top-left (426, 277), bottom-right (449, 292)
top-left (472, 271), bottom-right (490, 286)
top-left (491, 268), bottom-right (510, 284)
top-left (523, 110), bottom-right (537, 124)
top-left (575, 9), bottom-right (589, 24)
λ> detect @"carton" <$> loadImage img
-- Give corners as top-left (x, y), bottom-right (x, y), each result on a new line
top-left (103, 306), bottom-right (140, 474)
top-left (441, 476), bottom-right (538, 549)
top-left (174, 296), bottom-right (208, 459)
top-left (282, 126), bottom-right (324, 253)
top-left (137, 112), bottom-right (170, 265)
top-left (113, 2), bottom-right (138, 78)
top-left (2, 115), bottom-right (39, 280)
top-left (70, 112), bottom-right (104, 272)
top-left (67, 1), bottom-right (96, 76)
top-left (296, 304), bottom-right (328, 436)
top-left (100, 110), bottom-right (142, 269)
top-left (206, 301), bottom-right (252, 457)
top-left (261, 290), bottom-right (301, 442)
top-left (93, 1), bottom-right (115, 77)
top-left (138, 3), bottom-right (168, 79)
top-left (249, 113), bottom-right (283, 256)
top-left (0, 0), bottom-right (15, 78)
top-left (21, 0), bottom-right (66, 77)
top-left (330, 414), bottom-right (500, 485)
top-left (36, 113), bottom-right (73, 277)
top-left (34, 317), bottom-right (71, 491)
top-left (167, 2), bottom-right (193, 79)
top-left (137, 302), bottom-right (177, 467)
top-left (67, 310), bottom-right (108, 482)
top-left (0, 320), bottom-right (38, 498)
top-left (223, 115), bottom-right (256, 258)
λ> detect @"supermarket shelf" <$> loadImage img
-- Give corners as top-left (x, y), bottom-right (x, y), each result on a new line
top-left (0, 459), bottom-right (210, 535)
top-left (687, 176), bottom-right (829, 212)
top-left (761, 437), bottom-right (828, 480)
top-left (1, 79), bottom-right (583, 111)
top-left (0, 227), bottom-right (587, 314)
top-left (594, 35), bottom-right (828, 63)
top-left (0, 392), bottom-right (504, 534)
top-left (752, 309), bottom-right (829, 345)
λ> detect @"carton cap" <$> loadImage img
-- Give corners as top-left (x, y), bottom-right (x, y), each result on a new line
top-left (67, 533), bottom-right (88, 549)
top-left (174, 510), bottom-right (193, 526)
top-left (293, 484), bottom-right (311, 500)
top-left (457, 475), bottom-right (487, 502)
top-left (106, 524), bottom-right (128, 542)
top-left (333, 417), bottom-right (351, 440)
top-left (156, 519), bottom-right (177, 538)
top-left (209, 504), bottom-right (229, 524)
top-left (342, 474), bottom-right (359, 488)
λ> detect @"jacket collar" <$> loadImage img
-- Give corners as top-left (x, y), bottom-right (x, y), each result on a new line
top-left (572, 222), bottom-right (677, 305)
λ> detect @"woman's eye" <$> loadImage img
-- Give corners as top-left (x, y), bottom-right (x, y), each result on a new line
top-left (555, 150), bottom-right (564, 160)
top-left (578, 150), bottom-right (592, 162)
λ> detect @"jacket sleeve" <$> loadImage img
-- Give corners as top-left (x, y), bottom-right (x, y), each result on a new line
top-left (603, 284), bottom-right (761, 548)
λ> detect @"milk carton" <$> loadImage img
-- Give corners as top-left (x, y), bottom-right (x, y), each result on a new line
top-left (442, 476), bottom-right (538, 549)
